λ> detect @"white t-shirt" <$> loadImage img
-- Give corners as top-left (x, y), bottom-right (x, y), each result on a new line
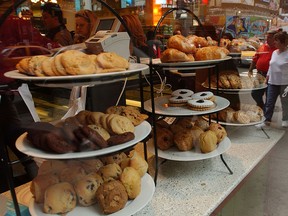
top-left (267, 49), bottom-right (288, 85)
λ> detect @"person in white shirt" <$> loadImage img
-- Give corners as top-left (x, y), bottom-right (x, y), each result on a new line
top-left (258, 31), bottom-right (288, 128)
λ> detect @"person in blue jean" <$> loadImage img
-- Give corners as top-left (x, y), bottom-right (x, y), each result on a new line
top-left (256, 31), bottom-right (288, 128)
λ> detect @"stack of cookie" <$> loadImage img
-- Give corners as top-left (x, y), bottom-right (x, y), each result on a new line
top-left (16, 50), bottom-right (129, 77)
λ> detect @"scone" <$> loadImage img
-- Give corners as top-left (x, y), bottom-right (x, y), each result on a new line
top-left (199, 130), bottom-right (218, 153)
top-left (96, 180), bottom-right (128, 214)
top-left (129, 151), bottom-right (149, 177)
top-left (43, 182), bottom-right (77, 214)
top-left (74, 172), bottom-right (103, 206)
top-left (120, 167), bottom-right (141, 199)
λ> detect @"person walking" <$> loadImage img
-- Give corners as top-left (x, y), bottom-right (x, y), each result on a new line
top-left (248, 30), bottom-right (277, 109)
top-left (256, 31), bottom-right (288, 128)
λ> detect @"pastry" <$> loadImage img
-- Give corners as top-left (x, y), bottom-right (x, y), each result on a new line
top-left (208, 122), bottom-right (227, 144)
top-left (96, 180), bottom-right (128, 214)
top-left (234, 110), bottom-right (250, 124)
top-left (97, 163), bottom-right (122, 182)
top-left (168, 95), bottom-right (190, 107)
top-left (30, 174), bottom-right (59, 203)
top-left (189, 126), bottom-right (204, 146)
top-left (129, 151), bottom-right (148, 177)
top-left (59, 165), bottom-right (86, 184)
top-left (186, 35), bottom-right (208, 48)
top-left (191, 91), bottom-right (214, 101)
top-left (74, 172), bottom-right (103, 206)
top-left (120, 167), bottom-right (141, 199)
top-left (199, 130), bottom-right (218, 153)
top-left (43, 182), bottom-right (77, 214)
top-left (160, 48), bottom-right (194, 63)
top-left (194, 118), bottom-right (210, 131)
top-left (155, 126), bottom-right (174, 151)
top-left (167, 35), bottom-right (197, 53)
top-left (174, 130), bottom-right (194, 151)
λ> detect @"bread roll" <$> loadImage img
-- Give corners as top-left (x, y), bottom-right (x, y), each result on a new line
top-left (43, 182), bottom-right (77, 214)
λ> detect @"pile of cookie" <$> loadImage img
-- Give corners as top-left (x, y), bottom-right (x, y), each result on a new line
top-left (26, 106), bottom-right (148, 154)
top-left (16, 50), bottom-right (129, 77)
top-left (168, 89), bottom-right (216, 111)
top-left (203, 70), bottom-right (266, 89)
top-left (30, 150), bottom-right (148, 214)
top-left (154, 117), bottom-right (227, 153)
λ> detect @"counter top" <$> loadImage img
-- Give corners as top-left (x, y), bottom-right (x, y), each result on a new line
top-left (3, 126), bottom-right (285, 216)
top-left (135, 126), bottom-right (285, 216)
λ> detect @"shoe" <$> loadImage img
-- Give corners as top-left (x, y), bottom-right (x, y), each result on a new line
top-left (282, 121), bottom-right (288, 128)
top-left (255, 121), bottom-right (270, 129)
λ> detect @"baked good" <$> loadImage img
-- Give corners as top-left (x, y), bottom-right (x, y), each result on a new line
top-left (28, 55), bottom-right (49, 77)
top-left (97, 163), bottom-right (122, 182)
top-left (59, 165), bottom-right (86, 184)
top-left (174, 130), bottom-right (194, 151)
top-left (101, 152), bottom-right (128, 165)
top-left (194, 118), bottom-right (210, 131)
top-left (61, 50), bottom-right (95, 75)
top-left (186, 35), bottom-right (208, 48)
top-left (108, 114), bottom-right (135, 135)
top-left (96, 52), bottom-right (129, 71)
top-left (52, 53), bottom-right (67, 76)
top-left (199, 130), bottom-right (218, 153)
top-left (246, 110), bottom-right (261, 122)
top-left (96, 180), bottom-right (128, 214)
top-left (80, 158), bottom-right (104, 173)
top-left (189, 126), bottom-right (204, 146)
top-left (191, 91), bottom-right (214, 101)
top-left (155, 126), bottom-right (174, 151)
top-left (174, 117), bottom-right (195, 130)
top-left (41, 57), bottom-right (56, 76)
top-left (234, 110), bottom-right (250, 124)
top-left (74, 172), bottom-right (103, 206)
top-left (208, 122), bottom-right (227, 144)
top-left (160, 48), bottom-right (194, 63)
top-left (88, 124), bottom-right (110, 141)
top-left (187, 99), bottom-right (215, 111)
top-left (171, 89), bottom-right (194, 97)
top-left (129, 151), bottom-right (148, 177)
top-left (168, 95), bottom-right (190, 107)
top-left (16, 57), bottom-right (31, 74)
top-left (107, 132), bottom-right (135, 146)
top-left (167, 35), bottom-right (197, 53)
top-left (37, 160), bottom-right (68, 176)
top-left (43, 182), bottom-right (77, 214)
top-left (227, 74), bottom-right (242, 89)
top-left (195, 46), bottom-right (229, 61)
top-left (30, 174), bottom-right (59, 203)
top-left (120, 167), bottom-right (141, 199)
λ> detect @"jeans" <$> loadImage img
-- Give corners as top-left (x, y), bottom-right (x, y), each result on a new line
top-left (251, 71), bottom-right (267, 109)
top-left (264, 84), bottom-right (288, 122)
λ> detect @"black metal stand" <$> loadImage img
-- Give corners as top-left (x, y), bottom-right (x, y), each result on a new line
top-left (220, 154), bottom-right (233, 174)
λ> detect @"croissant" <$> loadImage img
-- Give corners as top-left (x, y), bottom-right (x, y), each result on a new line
top-left (160, 48), bottom-right (195, 63)
top-left (167, 35), bottom-right (196, 54)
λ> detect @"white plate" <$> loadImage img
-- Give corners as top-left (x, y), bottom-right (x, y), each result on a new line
top-left (29, 173), bottom-right (155, 216)
top-left (144, 95), bottom-right (230, 116)
top-left (202, 116), bottom-right (265, 126)
top-left (4, 63), bottom-right (148, 87)
top-left (148, 137), bottom-right (231, 161)
top-left (153, 56), bottom-right (232, 67)
top-left (16, 121), bottom-right (151, 159)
